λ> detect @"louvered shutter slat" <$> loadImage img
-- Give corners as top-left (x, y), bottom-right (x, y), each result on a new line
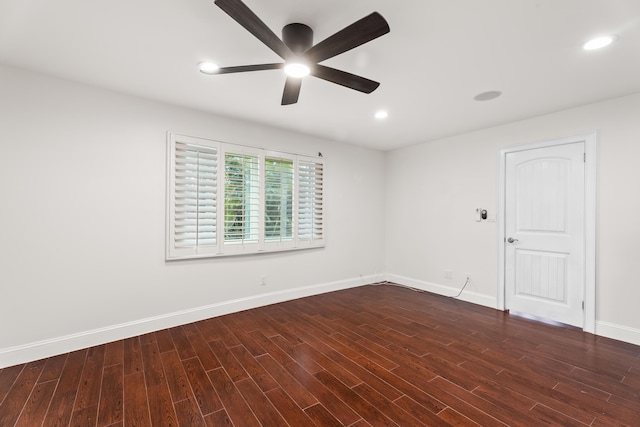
top-left (172, 142), bottom-right (218, 254)
top-left (297, 159), bottom-right (324, 243)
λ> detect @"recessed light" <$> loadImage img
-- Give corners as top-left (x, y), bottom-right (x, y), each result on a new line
top-left (198, 61), bottom-right (219, 74)
top-left (583, 35), bottom-right (615, 50)
top-left (284, 63), bottom-right (310, 78)
top-left (474, 91), bottom-right (502, 101)
top-left (374, 110), bottom-right (389, 120)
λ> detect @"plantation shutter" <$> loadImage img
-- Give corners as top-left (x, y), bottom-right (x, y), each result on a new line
top-left (168, 133), bottom-right (325, 259)
top-left (223, 150), bottom-right (260, 249)
top-left (168, 140), bottom-right (218, 259)
top-left (297, 158), bottom-right (324, 245)
top-left (264, 156), bottom-right (294, 244)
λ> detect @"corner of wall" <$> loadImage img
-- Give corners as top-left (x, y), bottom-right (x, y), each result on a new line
top-left (595, 321), bottom-right (640, 347)
top-left (384, 273), bottom-right (499, 309)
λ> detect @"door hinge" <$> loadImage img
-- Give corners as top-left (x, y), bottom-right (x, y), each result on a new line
top-left (584, 153), bottom-right (586, 162)
top-left (582, 301), bottom-right (585, 310)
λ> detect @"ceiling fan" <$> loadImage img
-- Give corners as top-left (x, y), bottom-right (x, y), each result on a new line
top-left (208, 0), bottom-right (390, 105)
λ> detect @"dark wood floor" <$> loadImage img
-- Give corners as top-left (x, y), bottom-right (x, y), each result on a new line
top-left (1, 283), bottom-right (640, 426)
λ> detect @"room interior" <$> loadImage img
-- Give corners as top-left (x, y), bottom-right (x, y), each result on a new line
top-left (1, 0), bottom-right (640, 424)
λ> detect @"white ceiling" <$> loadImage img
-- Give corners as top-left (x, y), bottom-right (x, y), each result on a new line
top-left (1, 0), bottom-right (639, 151)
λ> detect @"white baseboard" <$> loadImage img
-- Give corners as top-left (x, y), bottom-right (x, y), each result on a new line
top-left (595, 321), bottom-right (640, 346)
top-left (0, 274), bottom-right (384, 368)
top-left (385, 273), bottom-right (498, 309)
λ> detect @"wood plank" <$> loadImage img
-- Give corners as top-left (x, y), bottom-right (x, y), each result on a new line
top-left (269, 335), bottom-right (324, 375)
top-left (72, 345), bottom-right (106, 412)
top-left (181, 357), bottom-right (223, 415)
top-left (0, 364), bottom-right (25, 404)
top-left (42, 349), bottom-right (88, 427)
top-left (38, 353), bottom-right (68, 383)
top-left (203, 409), bottom-right (233, 427)
top-left (159, 350), bottom-right (192, 403)
top-left (184, 329), bottom-right (221, 371)
top-left (140, 342), bottom-right (178, 426)
top-left (123, 372), bottom-right (151, 427)
top-left (255, 354), bottom-right (318, 409)
top-left (97, 363), bottom-right (123, 426)
top-left (235, 378), bottom-right (288, 426)
top-left (276, 321), bottom-right (405, 401)
top-left (264, 386), bottom-right (315, 427)
top-left (70, 404), bottom-right (99, 427)
top-left (352, 382), bottom-right (428, 427)
top-left (14, 380), bottom-right (57, 427)
top-left (0, 360), bottom-right (46, 427)
top-left (393, 395), bottom-right (454, 427)
top-left (123, 337), bottom-right (143, 376)
top-left (494, 368), bottom-right (602, 424)
top-left (222, 317), bottom-right (267, 356)
top-left (104, 340), bottom-right (124, 367)
top-left (174, 396), bottom-right (207, 427)
top-left (313, 370), bottom-right (395, 426)
top-left (305, 403), bottom-right (343, 427)
top-left (529, 403), bottom-right (594, 427)
top-left (154, 329), bottom-right (176, 353)
top-left (228, 344), bottom-right (279, 392)
top-left (430, 376), bottom-right (538, 427)
top-left (207, 368), bottom-right (261, 427)
top-left (438, 408), bottom-right (484, 427)
top-left (205, 317), bottom-right (241, 347)
top-left (169, 326), bottom-right (197, 360)
top-left (274, 359), bottom-right (360, 425)
top-left (207, 339), bottom-right (248, 382)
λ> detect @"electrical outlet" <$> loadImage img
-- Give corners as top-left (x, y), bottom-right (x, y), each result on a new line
top-left (444, 270), bottom-right (454, 280)
top-left (261, 275), bottom-right (267, 286)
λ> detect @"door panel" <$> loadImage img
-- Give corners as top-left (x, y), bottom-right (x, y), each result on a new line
top-left (515, 250), bottom-right (567, 302)
top-left (516, 158), bottom-right (568, 232)
top-left (505, 142), bottom-right (584, 327)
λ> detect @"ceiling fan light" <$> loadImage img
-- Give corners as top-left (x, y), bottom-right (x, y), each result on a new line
top-left (198, 61), bottom-right (220, 74)
top-left (284, 62), bottom-right (310, 78)
top-left (583, 35), bottom-right (615, 50)
top-left (374, 110), bottom-right (389, 120)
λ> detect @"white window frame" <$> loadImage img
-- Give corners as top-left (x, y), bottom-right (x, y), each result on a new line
top-left (166, 133), bottom-right (325, 260)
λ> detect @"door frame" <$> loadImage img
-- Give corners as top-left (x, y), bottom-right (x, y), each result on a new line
top-left (497, 132), bottom-right (597, 333)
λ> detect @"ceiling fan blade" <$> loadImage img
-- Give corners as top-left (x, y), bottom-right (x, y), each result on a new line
top-left (281, 77), bottom-right (302, 105)
top-left (213, 63), bottom-right (284, 74)
top-left (214, 0), bottom-right (293, 60)
top-left (304, 12), bottom-right (390, 63)
top-left (311, 65), bottom-right (380, 93)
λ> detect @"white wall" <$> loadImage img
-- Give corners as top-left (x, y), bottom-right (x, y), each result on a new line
top-left (0, 64), bottom-right (386, 366)
top-left (386, 92), bottom-right (640, 343)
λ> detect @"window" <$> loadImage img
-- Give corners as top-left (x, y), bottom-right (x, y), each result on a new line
top-left (224, 150), bottom-right (259, 245)
top-left (265, 157), bottom-right (293, 242)
top-left (167, 133), bottom-right (324, 260)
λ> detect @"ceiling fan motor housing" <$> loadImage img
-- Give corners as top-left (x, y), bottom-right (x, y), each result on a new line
top-left (282, 23), bottom-right (313, 54)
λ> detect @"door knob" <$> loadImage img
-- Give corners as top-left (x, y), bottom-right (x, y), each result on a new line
top-left (507, 237), bottom-right (519, 244)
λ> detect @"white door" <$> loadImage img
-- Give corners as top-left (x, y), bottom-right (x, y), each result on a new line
top-left (505, 142), bottom-right (585, 327)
